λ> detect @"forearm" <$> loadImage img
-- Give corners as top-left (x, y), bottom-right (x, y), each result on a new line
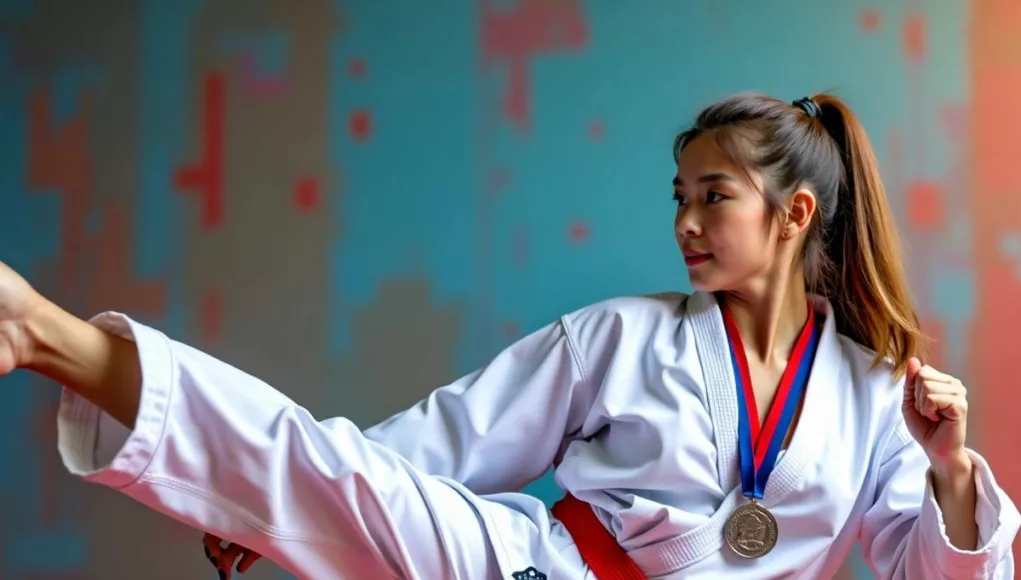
top-left (22, 301), bottom-right (141, 428)
top-left (931, 451), bottom-right (979, 551)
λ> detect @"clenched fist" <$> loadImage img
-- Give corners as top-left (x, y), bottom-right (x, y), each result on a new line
top-left (902, 356), bottom-right (971, 477)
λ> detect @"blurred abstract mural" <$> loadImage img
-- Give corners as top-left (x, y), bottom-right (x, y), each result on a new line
top-left (0, 1), bottom-right (1018, 578)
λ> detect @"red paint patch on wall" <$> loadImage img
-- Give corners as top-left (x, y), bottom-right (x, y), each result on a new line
top-left (906, 181), bottom-right (943, 231)
top-left (903, 13), bottom-right (926, 62)
top-left (88, 202), bottom-right (167, 318)
top-left (860, 9), bottom-right (880, 32)
top-left (294, 177), bottom-right (320, 212)
top-left (348, 59), bottom-right (366, 78)
top-left (588, 120), bottom-right (605, 140)
top-left (481, 0), bottom-right (589, 131)
top-left (175, 72), bottom-right (225, 229)
top-left (349, 109), bottom-right (372, 141)
top-left (569, 221), bottom-right (589, 243)
top-left (28, 88), bottom-right (91, 295)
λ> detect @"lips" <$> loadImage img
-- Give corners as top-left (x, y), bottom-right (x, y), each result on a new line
top-left (683, 250), bottom-right (713, 266)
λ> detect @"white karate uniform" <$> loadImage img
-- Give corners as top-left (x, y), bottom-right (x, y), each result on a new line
top-left (55, 290), bottom-right (1020, 579)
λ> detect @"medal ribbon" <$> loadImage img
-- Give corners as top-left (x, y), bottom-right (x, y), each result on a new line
top-left (723, 304), bottom-right (820, 501)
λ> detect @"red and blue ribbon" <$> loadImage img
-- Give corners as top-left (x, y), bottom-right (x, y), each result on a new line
top-left (722, 304), bottom-right (820, 501)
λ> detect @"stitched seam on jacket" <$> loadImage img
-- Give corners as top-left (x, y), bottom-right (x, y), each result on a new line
top-left (559, 315), bottom-right (589, 388)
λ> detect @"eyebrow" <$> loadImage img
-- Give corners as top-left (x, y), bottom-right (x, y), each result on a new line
top-left (673, 173), bottom-right (735, 187)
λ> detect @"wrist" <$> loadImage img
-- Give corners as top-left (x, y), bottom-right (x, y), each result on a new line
top-left (19, 297), bottom-right (56, 371)
top-left (930, 449), bottom-right (973, 485)
top-left (21, 299), bottom-right (84, 373)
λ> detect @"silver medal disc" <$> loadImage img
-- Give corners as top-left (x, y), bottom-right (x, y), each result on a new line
top-left (724, 502), bottom-right (778, 559)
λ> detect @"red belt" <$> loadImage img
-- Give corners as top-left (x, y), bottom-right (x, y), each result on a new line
top-left (550, 494), bottom-right (646, 580)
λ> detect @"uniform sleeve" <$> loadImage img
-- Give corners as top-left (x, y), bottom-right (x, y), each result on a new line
top-left (859, 422), bottom-right (1021, 579)
top-left (361, 313), bottom-right (597, 494)
top-left (55, 311), bottom-right (597, 578)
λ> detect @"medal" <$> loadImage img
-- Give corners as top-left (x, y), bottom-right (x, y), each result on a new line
top-left (721, 303), bottom-right (820, 559)
top-left (725, 500), bottom-right (778, 558)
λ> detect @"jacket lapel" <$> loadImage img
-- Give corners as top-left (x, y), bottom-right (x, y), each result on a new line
top-left (686, 291), bottom-right (740, 493)
top-left (686, 291), bottom-right (843, 504)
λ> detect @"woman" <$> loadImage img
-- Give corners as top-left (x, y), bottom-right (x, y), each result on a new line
top-left (0, 92), bottom-right (1017, 579)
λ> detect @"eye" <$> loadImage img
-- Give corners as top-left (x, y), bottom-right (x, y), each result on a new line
top-left (672, 192), bottom-right (686, 206)
top-left (706, 190), bottom-right (726, 203)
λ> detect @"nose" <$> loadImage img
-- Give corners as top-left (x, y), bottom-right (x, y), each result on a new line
top-left (675, 206), bottom-right (701, 238)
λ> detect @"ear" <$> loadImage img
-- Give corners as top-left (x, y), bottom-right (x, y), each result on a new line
top-left (781, 188), bottom-right (817, 240)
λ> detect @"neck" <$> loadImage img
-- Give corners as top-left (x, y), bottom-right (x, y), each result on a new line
top-left (719, 269), bottom-right (810, 366)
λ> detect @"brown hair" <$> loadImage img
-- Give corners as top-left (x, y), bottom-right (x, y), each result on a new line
top-left (673, 92), bottom-right (924, 376)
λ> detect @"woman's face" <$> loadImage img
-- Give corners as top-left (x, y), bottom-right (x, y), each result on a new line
top-left (673, 133), bottom-right (784, 293)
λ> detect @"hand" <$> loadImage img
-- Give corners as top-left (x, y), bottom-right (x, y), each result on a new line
top-left (0, 261), bottom-right (47, 376)
top-left (203, 533), bottom-right (262, 579)
top-left (902, 357), bottom-right (970, 476)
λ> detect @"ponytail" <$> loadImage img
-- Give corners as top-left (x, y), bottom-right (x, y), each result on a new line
top-left (814, 94), bottom-right (925, 377)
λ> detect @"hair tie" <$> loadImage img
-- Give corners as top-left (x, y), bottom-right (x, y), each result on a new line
top-left (792, 97), bottom-right (821, 119)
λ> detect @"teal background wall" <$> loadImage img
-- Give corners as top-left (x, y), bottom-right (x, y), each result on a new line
top-left (2, 1), bottom-right (1019, 578)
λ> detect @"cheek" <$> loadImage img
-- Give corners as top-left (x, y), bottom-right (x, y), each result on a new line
top-left (711, 211), bottom-right (770, 253)
top-left (737, 216), bottom-right (773, 247)
top-left (714, 227), bottom-right (779, 283)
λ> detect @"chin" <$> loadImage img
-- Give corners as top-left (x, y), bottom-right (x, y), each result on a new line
top-left (686, 273), bottom-right (721, 293)
top-left (686, 267), bottom-right (741, 294)
top-left (684, 257), bottom-right (744, 294)
top-left (689, 280), bottom-right (721, 293)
